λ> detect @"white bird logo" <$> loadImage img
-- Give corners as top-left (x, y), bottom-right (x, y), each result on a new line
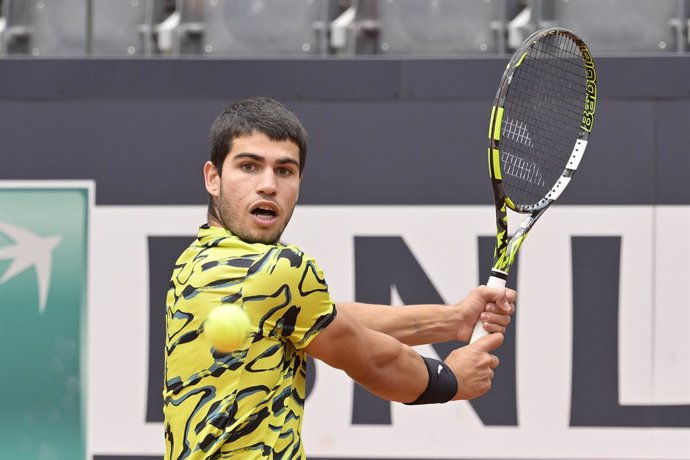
top-left (0, 221), bottom-right (61, 313)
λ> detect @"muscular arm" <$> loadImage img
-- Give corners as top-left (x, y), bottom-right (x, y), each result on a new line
top-left (305, 306), bottom-right (505, 402)
top-left (305, 308), bottom-right (428, 403)
top-left (335, 302), bottom-right (462, 346)
top-left (336, 286), bottom-right (516, 346)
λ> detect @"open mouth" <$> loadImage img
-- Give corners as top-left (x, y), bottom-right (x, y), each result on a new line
top-left (250, 203), bottom-right (278, 221)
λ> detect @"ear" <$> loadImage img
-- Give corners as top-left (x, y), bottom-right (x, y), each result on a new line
top-left (203, 161), bottom-right (221, 197)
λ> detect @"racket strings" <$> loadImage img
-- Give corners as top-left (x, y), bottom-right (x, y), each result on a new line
top-left (500, 32), bottom-right (587, 208)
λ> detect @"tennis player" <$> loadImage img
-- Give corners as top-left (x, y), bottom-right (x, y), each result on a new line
top-left (163, 97), bottom-right (517, 460)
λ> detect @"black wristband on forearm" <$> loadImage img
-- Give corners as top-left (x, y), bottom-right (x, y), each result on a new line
top-left (404, 356), bottom-right (459, 405)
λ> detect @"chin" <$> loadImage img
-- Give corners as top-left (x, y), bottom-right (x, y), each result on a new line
top-left (221, 213), bottom-right (287, 245)
top-left (245, 229), bottom-right (283, 245)
top-left (254, 236), bottom-right (280, 245)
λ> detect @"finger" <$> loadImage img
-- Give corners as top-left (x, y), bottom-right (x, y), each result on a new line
top-left (480, 323), bottom-right (506, 335)
top-left (497, 296), bottom-right (512, 312)
top-left (483, 286), bottom-right (512, 312)
top-left (480, 311), bottom-right (511, 326)
top-left (490, 300), bottom-right (515, 315)
top-left (490, 354), bottom-right (500, 369)
top-left (475, 331), bottom-right (504, 351)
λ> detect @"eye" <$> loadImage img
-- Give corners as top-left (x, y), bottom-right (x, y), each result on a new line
top-left (276, 167), bottom-right (293, 177)
top-left (240, 163), bottom-right (256, 172)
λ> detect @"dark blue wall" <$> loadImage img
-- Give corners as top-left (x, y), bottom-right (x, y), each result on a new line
top-left (0, 57), bottom-right (688, 205)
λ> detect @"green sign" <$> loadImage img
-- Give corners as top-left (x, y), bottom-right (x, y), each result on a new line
top-left (0, 183), bottom-right (90, 460)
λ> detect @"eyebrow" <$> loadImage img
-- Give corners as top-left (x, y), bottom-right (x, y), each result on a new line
top-left (232, 152), bottom-right (300, 169)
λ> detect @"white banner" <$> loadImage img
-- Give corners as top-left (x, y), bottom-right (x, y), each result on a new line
top-left (88, 205), bottom-right (690, 459)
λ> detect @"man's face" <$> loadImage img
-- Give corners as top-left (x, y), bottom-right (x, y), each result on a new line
top-left (204, 132), bottom-right (301, 244)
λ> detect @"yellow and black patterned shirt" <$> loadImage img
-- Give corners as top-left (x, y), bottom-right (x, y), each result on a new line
top-left (164, 224), bottom-right (336, 459)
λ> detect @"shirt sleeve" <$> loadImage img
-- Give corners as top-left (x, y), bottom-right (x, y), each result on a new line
top-left (241, 245), bottom-right (337, 349)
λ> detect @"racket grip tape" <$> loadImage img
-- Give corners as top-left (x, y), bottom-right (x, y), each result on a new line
top-left (469, 275), bottom-right (507, 343)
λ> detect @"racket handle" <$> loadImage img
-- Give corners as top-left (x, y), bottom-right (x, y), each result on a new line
top-left (469, 275), bottom-right (507, 343)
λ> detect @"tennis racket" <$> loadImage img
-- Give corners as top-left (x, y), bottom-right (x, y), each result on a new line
top-left (470, 27), bottom-right (597, 343)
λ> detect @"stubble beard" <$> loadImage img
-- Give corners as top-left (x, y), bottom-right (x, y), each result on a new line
top-left (213, 194), bottom-right (292, 245)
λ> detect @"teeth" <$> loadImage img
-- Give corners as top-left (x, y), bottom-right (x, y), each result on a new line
top-left (252, 208), bottom-right (276, 217)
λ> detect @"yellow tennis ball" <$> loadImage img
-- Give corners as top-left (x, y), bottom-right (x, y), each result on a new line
top-left (204, 306), bottom-right (250, 353)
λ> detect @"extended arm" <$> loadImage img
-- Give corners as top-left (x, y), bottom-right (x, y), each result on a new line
top-left (305, 307), bottom-right (505, 403)
top-left (334, 302), bottom-right (460, 346)
top-left (306, 308), bottom-right (427, 402)
top-left (336, 286), bottom-right (516, 346)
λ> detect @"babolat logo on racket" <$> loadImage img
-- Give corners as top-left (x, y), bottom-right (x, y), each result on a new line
top-left (579, 45), bottom-right (597, 133)
top-left (500, 151), bottom-right (546, 187)
top-left (502, 117), bottom-right (534, 147)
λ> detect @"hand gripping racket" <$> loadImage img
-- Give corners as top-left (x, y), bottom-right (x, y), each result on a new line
top-left (470, 27), bottom-right (597, 343)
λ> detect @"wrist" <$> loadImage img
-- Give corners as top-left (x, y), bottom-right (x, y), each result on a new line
top-left (428, 304), bottom-right (463, 343)
top-left (404, 356), bottom-right (458, 405)
top-left (449, 303), bottom-right (469, 342)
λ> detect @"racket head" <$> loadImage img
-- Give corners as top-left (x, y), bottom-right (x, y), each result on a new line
top-left (488, 27), bottom-right (597, 213)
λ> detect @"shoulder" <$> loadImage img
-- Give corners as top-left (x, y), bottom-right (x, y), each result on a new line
top-left (242, 242), bottom-right (330, 300)
top-left (248, 243), bottom-right (322, 281)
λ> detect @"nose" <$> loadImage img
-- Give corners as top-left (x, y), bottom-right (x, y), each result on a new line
top-left (256, 169), bottom-right (277, 195)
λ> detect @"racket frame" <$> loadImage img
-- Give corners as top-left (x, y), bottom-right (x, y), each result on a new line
top-left (487, 27), bottom-right (596, 281)
top-left (470, 27), bottom-right (597, 343)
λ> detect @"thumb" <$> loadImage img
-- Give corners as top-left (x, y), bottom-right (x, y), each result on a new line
top-left (473, 332), bottom-right (504, 351)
